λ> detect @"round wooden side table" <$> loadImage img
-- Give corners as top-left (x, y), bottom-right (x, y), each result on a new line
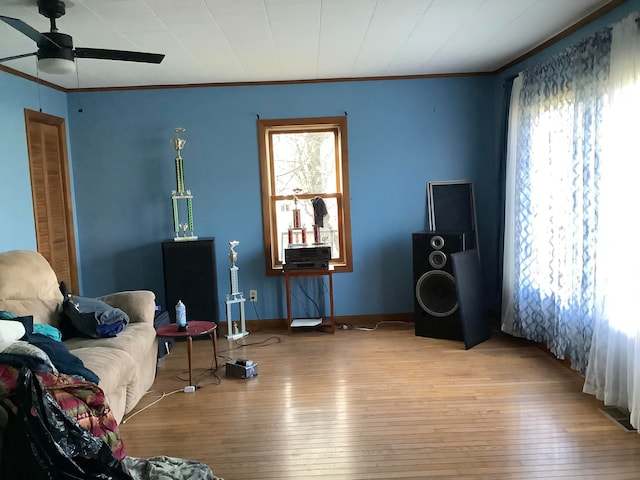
top-left (155, 321), bottom-right (218, 386)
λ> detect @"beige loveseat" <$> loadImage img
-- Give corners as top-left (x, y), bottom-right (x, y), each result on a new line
top-left (0, 250), bottom-right (158, 423)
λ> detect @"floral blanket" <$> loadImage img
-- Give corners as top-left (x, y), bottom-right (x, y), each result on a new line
top-left (0, 364), bottom-right (125, 460)
top-left (0, 365), bottom-right (223, 480)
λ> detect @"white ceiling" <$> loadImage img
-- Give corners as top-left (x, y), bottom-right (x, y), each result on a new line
top-left (0, 0), bottom-right (614, 90)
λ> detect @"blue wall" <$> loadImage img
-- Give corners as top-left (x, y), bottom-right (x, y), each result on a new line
top-left (65, 77), bottom-right (496, 321)
top-left (0, 73), bottom-right (70, 253)
top-left (3, 0), bottom-right (635, 323)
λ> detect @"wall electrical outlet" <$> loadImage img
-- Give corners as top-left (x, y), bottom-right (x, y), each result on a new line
top-left (249, 290), bottom-right (258, 302)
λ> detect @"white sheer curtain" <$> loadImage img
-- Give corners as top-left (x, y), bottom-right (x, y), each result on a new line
top-left (502, 12), bottom-right (640, 431)
top-left (500, 28), bottom-right (610, 373)
top-left (583, 14), bottom-right (640, 430)
top-left (500, 75), bottom-right (522, 336)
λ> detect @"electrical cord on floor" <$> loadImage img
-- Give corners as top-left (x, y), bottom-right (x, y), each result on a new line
top-left (175, 352), bottom-right (223, 386)
top-left (124, 331), bottom-right (273, 424)
top-left (217, 336), bottom-right (283, 367)
top-left (171, 336), bottom-right (281, 381)
top-left (147, 335), bottom-right (281, 399)
top-left (218, 335), bottom-right (283, 355)
top-left (217, 351), bottom-right (234, 362)
top-left (337, 320), bottom-right (414, 331)
top-left (335, 322), bottom-right (352, 329)
top-left (120, 388), bottom-right (182, 425)
top-left (195, 370), bottom-right (222, 388)
top-left (125, 361), bottom-right (223, 424)
top-left (174, 367), bottom-right (222, 387)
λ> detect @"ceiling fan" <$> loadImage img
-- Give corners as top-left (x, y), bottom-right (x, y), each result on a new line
top-left (0, 0), bottom-right (165, 74)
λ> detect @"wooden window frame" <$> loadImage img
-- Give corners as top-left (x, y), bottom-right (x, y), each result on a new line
top-left (257, 116), bottom-right (353, 275)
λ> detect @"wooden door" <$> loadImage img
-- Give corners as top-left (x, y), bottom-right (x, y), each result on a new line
top-left (24, 109), bottom-right (79, 294)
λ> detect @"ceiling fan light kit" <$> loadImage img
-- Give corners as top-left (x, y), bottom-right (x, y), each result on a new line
top-left (0, 0), bottom-right (165, 76)
top-left (38, 57), bottom-right (75, 74)
top-left (37, 31), bottom-right (75, 74)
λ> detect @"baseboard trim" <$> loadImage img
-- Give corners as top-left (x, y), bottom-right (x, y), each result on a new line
top-left (536, 342), bottom-right (581, 374)
top-left (335, 312), bottom-right (414, 328)
top-left (218, 312), bottom-right (414, 336)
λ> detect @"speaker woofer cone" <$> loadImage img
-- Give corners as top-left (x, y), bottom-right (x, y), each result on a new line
top-left (415, 270), bottom-right (458, 317)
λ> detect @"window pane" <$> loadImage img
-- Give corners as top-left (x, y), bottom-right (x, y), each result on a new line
top-left (272, 132), bottom-right (337, 196)
top-left (258, 116), bottom-right (352, 274)
top-left (274, 197), bottom-right (341, 263)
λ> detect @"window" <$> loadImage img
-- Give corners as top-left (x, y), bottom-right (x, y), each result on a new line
top-left (257, 116), bottom-right (353, 274)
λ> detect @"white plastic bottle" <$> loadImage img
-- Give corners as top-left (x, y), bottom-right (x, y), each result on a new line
top-left (176, 300), bottom-right (187, 329)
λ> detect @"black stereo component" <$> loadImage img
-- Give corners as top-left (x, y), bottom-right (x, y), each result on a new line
top-left (284, 245), bottom-right (331, 271)
top-left (225, 359), bottom-right (258, 379)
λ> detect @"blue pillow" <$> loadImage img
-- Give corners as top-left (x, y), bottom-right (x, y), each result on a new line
top-left (60, 296), bottom-right (129, 339)
top-left (73, 296), bottom-right (129, 326)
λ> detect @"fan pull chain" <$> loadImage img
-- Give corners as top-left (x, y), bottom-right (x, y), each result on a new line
top-left (36, 63), bottom-right (42, 112)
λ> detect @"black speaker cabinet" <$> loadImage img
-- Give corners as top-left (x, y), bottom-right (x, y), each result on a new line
top-left (412, 231), bottom-right (490, 349)
top-left (162, 238), bottom-right (219, 327)
top-left (413, 231), bottom-right (469, 341)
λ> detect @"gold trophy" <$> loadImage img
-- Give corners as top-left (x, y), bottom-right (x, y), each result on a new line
top-left (170, 127), bottom-right (197, 241)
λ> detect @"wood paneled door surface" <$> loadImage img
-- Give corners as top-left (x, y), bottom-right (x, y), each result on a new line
top-left (24, 109), bottom-right (78, 294)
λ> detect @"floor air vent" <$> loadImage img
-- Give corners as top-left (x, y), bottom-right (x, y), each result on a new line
top-left (600, 407), bottom-right (635, 431)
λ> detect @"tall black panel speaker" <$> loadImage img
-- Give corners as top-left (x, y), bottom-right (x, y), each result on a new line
top-left (451, 249), bottom-right (491, 349)
top-left (427, 180), bottom-right (478, 251)
top-left (412, 231), bottom-right (469, 341)
top-left (162, 238), bottom-right (219, 327)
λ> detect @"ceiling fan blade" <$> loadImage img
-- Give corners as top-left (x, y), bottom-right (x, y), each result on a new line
top-left (0, 51), bottom-right (37, 63)
top-left (0, 15), bottom-right (59, 47)
top-left (74, 48), bottom-right (165, 64)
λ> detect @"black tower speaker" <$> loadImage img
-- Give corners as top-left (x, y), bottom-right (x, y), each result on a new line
top-left (162, 238), bottom-right (219, 326)
top-left (413, 231), bottom-right (469, 341)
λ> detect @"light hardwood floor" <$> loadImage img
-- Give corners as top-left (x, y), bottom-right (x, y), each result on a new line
top-left (118, 324), bottom-right (640, 480)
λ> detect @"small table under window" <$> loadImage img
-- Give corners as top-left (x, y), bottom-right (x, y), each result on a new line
top-left (283, 267), bottom-right (335, 334)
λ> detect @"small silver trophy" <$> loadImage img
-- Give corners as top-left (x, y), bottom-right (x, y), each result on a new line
top-left (225, 240), bottom-right (248, 339)
top-left (229, 240), bottom-right (240, 294)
